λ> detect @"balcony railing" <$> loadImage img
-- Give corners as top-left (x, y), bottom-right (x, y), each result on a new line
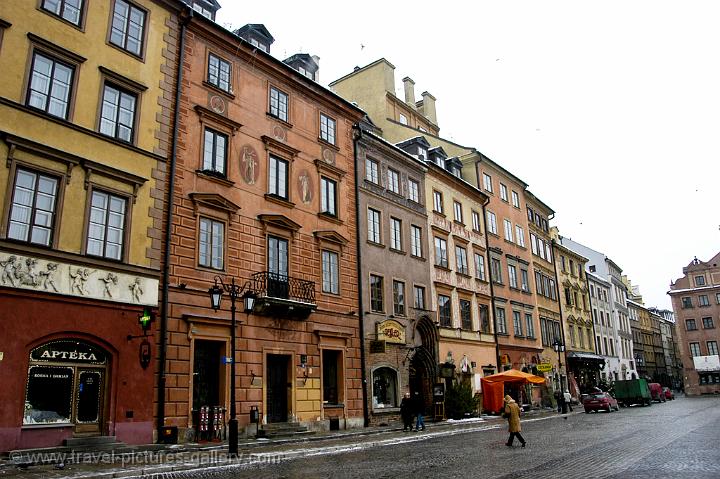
top-left (252, 271), bottom-right (316, 305)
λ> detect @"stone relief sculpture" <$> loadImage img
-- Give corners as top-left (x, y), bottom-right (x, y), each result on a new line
top-left (99, 272), bottom-right (119, 298)
top-left (38, 263), bottom-right (59, 292)
top-left (241, 145), bottom-right (258, 185)
top-left (16, 258), bottom-right (40, 287)
top-left (297, 170), bottom-right (313, 204)
top-left (0, 255), bottom-right (19, 286)
top-left (69, 267), bottom-right (95, 295)
top-left (129, 277), bottom-right (144, 303)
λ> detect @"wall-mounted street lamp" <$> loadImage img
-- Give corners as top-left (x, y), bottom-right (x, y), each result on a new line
top-left (207, 276), bottom-right (256, 457)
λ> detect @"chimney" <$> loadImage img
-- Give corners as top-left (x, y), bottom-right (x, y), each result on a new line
top-left (421, 91), bottom-right (437, 124)
top-left (402, 77), bottom-right (416, 109)
top-left (311, 55), bottom-right (320, 83)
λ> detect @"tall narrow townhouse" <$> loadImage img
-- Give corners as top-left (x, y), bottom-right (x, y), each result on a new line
top-left (557, 237), bottom-right (636, 380)
top-left (354, 119), bottom-right (436, 425)
top-left (624, 277), bottom-right (667, 383)
top-left (551, 228), bottom-right (601, 394)
top-left (161, 15), bottom-right (365, 441)
top-left (651, 307), bottom-right (682, 388)
top-left (586, 271), bottom-right (618, 382)
top-left (0, 0), bottom-right (181, 451)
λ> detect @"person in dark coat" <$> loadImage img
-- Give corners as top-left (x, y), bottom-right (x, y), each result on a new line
top-left (504, 395), bottom-right (526, 447)
top-left (413, 391), bottom-right (425, 431)
top-left (400, 392), bottom-right (414, 431)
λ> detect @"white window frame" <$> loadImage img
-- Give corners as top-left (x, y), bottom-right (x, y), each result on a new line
top-left (410, 225), bottom-right (422, 257)
top-left (390, 217), bottom-right (402, 251)
top-left (367, 208), bottom-right (381, 244)
top-left (487, 211), bottom-right (497, 235)
top-left (321, 250), bottom-right (339, 294)
top-left (483, 173), bottom-right (493, 193)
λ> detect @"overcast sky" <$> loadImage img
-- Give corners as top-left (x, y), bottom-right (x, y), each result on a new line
top-left (217, 1), bottom-right (719, 309)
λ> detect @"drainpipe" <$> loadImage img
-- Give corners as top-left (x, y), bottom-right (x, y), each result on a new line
top-left (353, 126), bottom-right (369, 427)
top-left (158, 7), bottom-right (192, 440)
top-left (478, 189), bottom-right (499, 371)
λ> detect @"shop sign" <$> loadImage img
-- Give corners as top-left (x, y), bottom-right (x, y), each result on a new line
top-left (377, 319), bottom-right (405, 344)
top-left (537, 363), bottom-right (553, 372)
top-left (31, 340), bottom-right (107, 364)
top-left (694, 355), bottom-right (720, 372)
top-left (369, 340), bottom-right (386, 354)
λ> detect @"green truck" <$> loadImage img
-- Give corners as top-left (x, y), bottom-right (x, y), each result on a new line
top-left (613, 378), bottom-right (652, 407)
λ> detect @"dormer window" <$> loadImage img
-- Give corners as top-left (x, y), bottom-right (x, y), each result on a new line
top-left (417, 147), bottom-right (427, 161)
top-left (250, 38), bottom-right (268, 53)
top-left (192, 2), bottom-right (213, 20)
top-left (298, 65), bottom-right (314, 80)
top-left (435, 157), bottom-right (444, 168)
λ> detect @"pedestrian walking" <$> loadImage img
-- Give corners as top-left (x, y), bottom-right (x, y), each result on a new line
top-left (413, 391), bottom-right (425, 431)
top-left (400, 392), bottom-right (414, 431)
top-left (563, 390), bottom-right (573, 412)
top-left (503, 395), bottom-right (526, 447)
top-left (555, 389), bottom-right (566, 413)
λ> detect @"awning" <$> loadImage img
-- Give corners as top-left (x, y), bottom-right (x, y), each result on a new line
top-left (567, 352), bottom-right (605, 362)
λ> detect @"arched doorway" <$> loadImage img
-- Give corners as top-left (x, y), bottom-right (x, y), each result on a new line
top-left (409, 316), bottom-right (438, 416)
top-left (24, 339), bottom-right (109, 435)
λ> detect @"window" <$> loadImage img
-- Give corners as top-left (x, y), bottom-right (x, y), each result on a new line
top-left (399, 113), bottom-right (407, 125)
top-left (699, 295), bottom-right (710, 307)
top-left (482, 173), bottom-right (493, 192)
top-left (99, 83), bottom-right (137, 143)
top-left (434, 237), bottom-right (448, 268)
top-left (530, 233), bottom-right (537, 255)
top-left (453, 201), bottom-right (463, 223)
top-left (525, 313), bottom-right (534, 338)
top-left (366, 158), bottom-right (379, 183)
top-left (267, 235), bottom-right (288, 276)
top-left (387, 168), bottom-right (400, 194)
top-left (199, 217), bottom-right (224, 269)
top-left (320, 113), bottom-right (336, 144)
top-left (109, 0), bottom-right (146, 56)
top-left (513, 311), bottom-right (523, 336)
top-left (373, 367), bottom-right (398, 409)
top-left (503, 219), bottom-right (513, 242)
top-left (86, 190), bottom-right (126, 260)
top-left (393, 280), bottom-right (406, 316)
top-left (390, 218), bottom-right (402, 251)
top-left (520, 269), bottom-right (529, 292)
top-left (511, 190), bottom-right (520, 208)
top-left (410, 225), bottom-right (422, 257)
top-left (370, 275), bottom-right (384, 312)
top-left (27, 52), bottom-right (75, 119)
top-left (515, 225), bottom-right (525, 247)
top-left (681, 297), bottom-right (693, 308)
top-left (471, 211), bottom-right (481, 232)
top-left (456, 246), bottom-right (469, 275)
top-left (42, 0), bottom-right (83, 25)
top-left (433, 191), bottom-right (443, 213)
top-left (367, 208), bottom-right (381, 244)
top-left (268, 155), bottom-right (288, 198)
top-left (508, 265), bottom-right (518, 288)
top-left (496, 307), bottom-right (507, 334)
top-left (717, 293), bottom-right (720, 304)
top-left (438, 295), bottom-right (451, 327)
top-left (460, 299), bottom-right (472, 330)
top-left (208, 53), bottom-right (231, 93)
top-left (269, 86), bottom-right (288, 121)
top-left (565, 287), bottom-right (572, 306)
top-left (7, 169), bottom-right (59, 246)
top-left (500, 183), bottom-right (508, 202)
top-left (321, 250), bottom-right (339, 294)
top-left (414, 285), bottom-right (426, 310)
top-left (689, 342), bottom-right (701, 357)
top-left (474, 253), bottom-right (485, 280)
top-left (695, 275), bottom-right (706, 287)
top-left (527, 207), bottom-right (534, 222)
top-left (479, 305), bottom-right (490, 332)
top-left (546, 244), bottom-right (553, 263)
top-left (702, 317), bottom-right (714, 329)
top-left (708, 341), bottom-right (719, 356)
top-left (487, 211), bottom-right (497, 235)
top-left (322, 349), bottom-right (341, 404)
top-left (320, 177), bottom-right (337, 216)
top-left (408, 179), bottom-right (420, 203)
top-left (491, 257), bottom-right (502, 283)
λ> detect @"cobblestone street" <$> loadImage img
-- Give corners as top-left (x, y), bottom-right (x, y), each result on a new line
top-left (167, 396), bottom-right (720, 479)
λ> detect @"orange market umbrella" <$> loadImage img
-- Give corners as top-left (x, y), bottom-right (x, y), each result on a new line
top-left (480, 369), bottom-right (547, 413)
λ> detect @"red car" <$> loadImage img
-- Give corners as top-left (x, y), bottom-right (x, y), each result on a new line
top-left (583, 392), bottom-right (619, 413)
top-left (663, 387), bottom-right (674, 400)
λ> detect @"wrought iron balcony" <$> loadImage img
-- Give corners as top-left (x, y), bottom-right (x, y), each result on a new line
top-left (251, 272), bottom-right (316, 319)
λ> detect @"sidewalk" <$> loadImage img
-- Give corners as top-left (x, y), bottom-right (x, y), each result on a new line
top-left (0, 408), bottom-right (568, 478)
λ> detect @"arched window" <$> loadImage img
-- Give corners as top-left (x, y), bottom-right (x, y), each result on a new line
top-left (372, 367), bottom-right (398, 409)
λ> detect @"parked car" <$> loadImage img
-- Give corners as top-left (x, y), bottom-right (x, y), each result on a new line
top-left (648, 382), bottom-right (666, 403)
top-left (614, 378), bottom-right (652, 407)
top-left (582, 392), bottom-right (619, 413)
top-left (662, 387), bottom-right (674, 400)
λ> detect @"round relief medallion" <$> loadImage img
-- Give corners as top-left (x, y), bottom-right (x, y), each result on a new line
top-left (209, 95), bottom-right (226, 114)
top-left (322, 147), bottom-right (336, 165)
top-left (240, 145), bottom-right (259, 185)
top-left (273, 125), bottom-right (287, 142)
top-left (297, 169), bottom-right (313, 204)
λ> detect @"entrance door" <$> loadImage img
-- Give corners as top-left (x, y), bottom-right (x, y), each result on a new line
top-left (74, 369), bottom-right (104, 435)
top-left (266, 355), bottom-right (289, 423)
top-left (193, 340), bottom-right (222, 412)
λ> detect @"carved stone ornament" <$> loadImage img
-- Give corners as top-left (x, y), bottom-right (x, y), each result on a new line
top-left (321, 147), bottom-right (336, 165)
top-left (240, 144), bottom-right (259, 185)
top-left (273, 125), bottom-right (287, 142)
top-left (297, 169), bottom-right (313, 204)
top-left (209, 95), bottom-right (226, 115)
